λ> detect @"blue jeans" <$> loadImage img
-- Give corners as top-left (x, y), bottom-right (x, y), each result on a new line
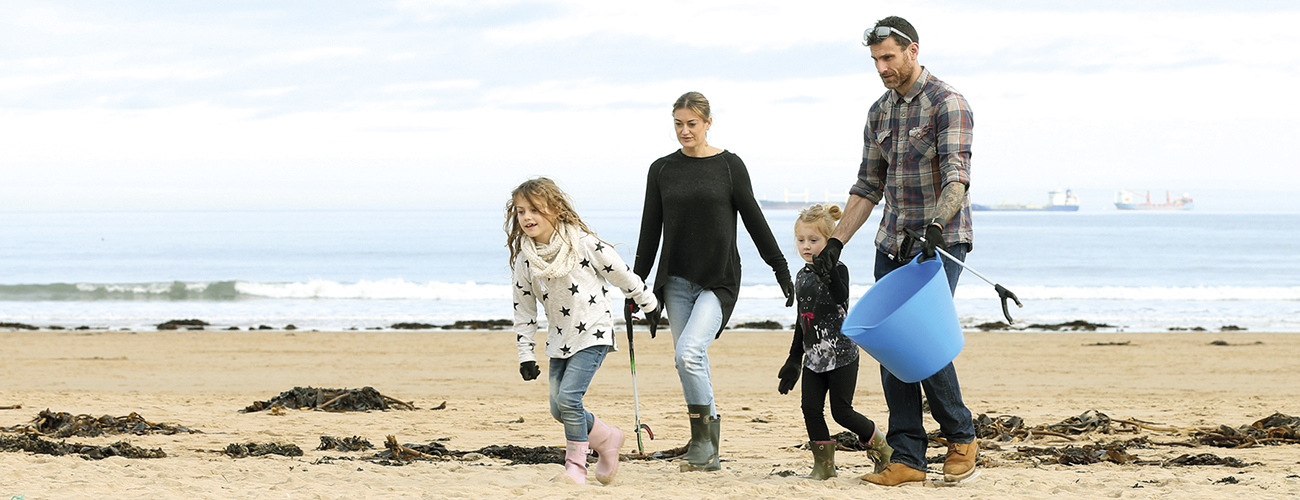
top-left (548, 344), bottom-right (609, 441)
top-left (873, 245), bottom-right (975, 471)
top-left (662, 276), bottom-right (722, 418)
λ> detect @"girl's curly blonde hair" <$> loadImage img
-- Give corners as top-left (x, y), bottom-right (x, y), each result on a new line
top-left (795, 203), bottom-right (843, 238)
top-left (504, 177), bottom-right (596, 265)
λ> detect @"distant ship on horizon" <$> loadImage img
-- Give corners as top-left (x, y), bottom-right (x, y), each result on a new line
top-left (758, 189), bottom-right (846, 210)
top-left (972, 189), bottom-right (1080, 212)
top-left (1114, 190), bottom-right (1194, 211)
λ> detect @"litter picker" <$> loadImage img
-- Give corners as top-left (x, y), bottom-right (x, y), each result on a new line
top-left (624, 304), bottom-right (655, 456)
top-left (903, 227), bottom-right (1023, 324)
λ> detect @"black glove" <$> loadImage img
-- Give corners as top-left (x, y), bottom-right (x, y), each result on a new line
top-left (645, 302), bottom-right (662, 339)
top-left (777, 354), bottom-right (801, 394)
top-left (921, 220), bottom-right (946, 260)
top-left (812, 238), bottom-right (843, 285)
top-left (778, 271), bottom-right (794, 307)
top-left (519, 361), bottom-right (541, 381)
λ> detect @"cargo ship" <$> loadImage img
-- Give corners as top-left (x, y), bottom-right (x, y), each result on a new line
top-left (1114, 190), bottom-right (1193, 211)
top-left (972, 189), bottom-right (1080, 211)
top-left (759, 189), bottom-right (846, 210)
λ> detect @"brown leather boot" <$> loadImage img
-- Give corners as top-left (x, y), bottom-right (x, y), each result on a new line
top-left (943, 440), bottom-right (978, 482)
top-left (861, 462), bottom-right (926, 486)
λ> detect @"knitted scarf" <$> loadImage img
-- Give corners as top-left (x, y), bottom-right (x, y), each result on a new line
top-left (521, 222), bottom-right (583, 280)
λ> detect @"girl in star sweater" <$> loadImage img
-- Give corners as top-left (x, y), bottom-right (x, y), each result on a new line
top-left (506, 177), bottom-right (659, 486)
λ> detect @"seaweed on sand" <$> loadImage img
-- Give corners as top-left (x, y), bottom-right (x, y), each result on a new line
top-left (1, 409), bottom-right (200, 438)
top-left (225, 442), bottom-right (303, 458)
top-left (318, 436), bottom-right (375, 452)
top-left (0, 433), bottom-right (165, 459)
top-left (242, 386), bottom-right (416, 413)
top-left (1193, 413), bottom-right (1300, 448)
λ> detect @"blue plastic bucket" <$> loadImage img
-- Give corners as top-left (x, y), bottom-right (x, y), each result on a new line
top-left (841, 256), bottom-right (963, 383)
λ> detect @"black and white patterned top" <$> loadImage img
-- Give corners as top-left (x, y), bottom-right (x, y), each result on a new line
top-left (794, 263), bottom-right (858, 373)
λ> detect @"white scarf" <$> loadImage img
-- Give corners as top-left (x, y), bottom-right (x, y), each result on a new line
top-left (521, 222), bottom-right (583, 280)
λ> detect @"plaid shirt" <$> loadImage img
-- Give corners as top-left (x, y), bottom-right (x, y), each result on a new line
top-left (850, 67), bottom-right (973, 260)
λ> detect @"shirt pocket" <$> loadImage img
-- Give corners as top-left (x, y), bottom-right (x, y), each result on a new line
top-left (874, 129), bottom-right (894, 159)
top-left (907, 125), bottom-right (936, 163)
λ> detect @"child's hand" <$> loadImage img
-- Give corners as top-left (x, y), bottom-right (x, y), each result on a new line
top-left (777, 354), bottom-right (801, 394)
top-left (519, 361), bottom-right (541, 381)
top-left (812, 238), bottom-right (843, 284)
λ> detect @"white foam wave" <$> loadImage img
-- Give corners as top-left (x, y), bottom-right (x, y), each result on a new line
top-left (234, 279), bottom-right (511, 300)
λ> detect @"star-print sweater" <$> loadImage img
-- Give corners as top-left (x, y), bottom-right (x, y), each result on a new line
top-left (513, 232), bottom-right (659, 362)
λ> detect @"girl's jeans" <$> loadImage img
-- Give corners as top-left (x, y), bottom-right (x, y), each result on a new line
top-left (548, 344), bottom-right (609, 441)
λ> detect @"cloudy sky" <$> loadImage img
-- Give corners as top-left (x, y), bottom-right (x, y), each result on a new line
top-left (3, 0), bottom-right (1298, 212)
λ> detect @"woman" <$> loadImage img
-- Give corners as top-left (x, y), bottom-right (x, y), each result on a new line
top-left (632, 91), bottom-right (793, 472)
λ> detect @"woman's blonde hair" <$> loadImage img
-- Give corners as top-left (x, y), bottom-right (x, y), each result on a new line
top-left (504, 177), bottom-right (596, 265)
top-left (795, 203), bottom-right (843, 239)
top-left (673, 91), bottom-right (712, 120)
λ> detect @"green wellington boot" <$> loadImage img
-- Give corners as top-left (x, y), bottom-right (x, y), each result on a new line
top-left (680, 405), bottom-right (721, 472)
top-left (865, 428), bottom-right (894, 474)
top-left (808, 440), bottom-right (838, 480)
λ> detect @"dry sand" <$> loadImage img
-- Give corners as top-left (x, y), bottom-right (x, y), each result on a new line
top-left (2, 328), bottom-right (1299, 499)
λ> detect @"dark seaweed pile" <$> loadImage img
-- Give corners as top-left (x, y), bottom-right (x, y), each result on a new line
top-left (318, 436), bottom-right (375, 452)
top-left (2, 409), bottom-right (200, 438)
top-left (0, 434), bottom-right (165, 460)
top-left (1194, 413), bottom-right (1300, 447)
top-left (242, 387), bottom-right (415, 412)
top-left (225, 442), bottom-right (304, 458)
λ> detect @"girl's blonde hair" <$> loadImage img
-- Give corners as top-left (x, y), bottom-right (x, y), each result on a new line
top-left (795, 203), bottom-right (843, 238)
top-left (504, 177), bottom-right (596, 265)
top-left (673, 91), bottom-right (712, 120)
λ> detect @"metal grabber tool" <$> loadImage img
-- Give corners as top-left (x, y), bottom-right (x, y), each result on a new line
top-left (624, 303), bottom-right (655, 456)
top-left (903, 227), bottom-right (1024, 324)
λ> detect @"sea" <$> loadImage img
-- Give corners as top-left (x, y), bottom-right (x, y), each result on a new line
top-left (2, 209), bottom-right (1298, 333)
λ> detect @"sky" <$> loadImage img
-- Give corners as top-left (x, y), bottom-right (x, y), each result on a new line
top-left (3, 0), bottom-right (1299, 213)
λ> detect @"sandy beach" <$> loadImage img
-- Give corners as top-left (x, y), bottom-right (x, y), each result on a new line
top-left (2, 328), bottom-right (1299, 499)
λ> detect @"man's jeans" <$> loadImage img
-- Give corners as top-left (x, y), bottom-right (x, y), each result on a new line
top-left (548, 344), bottom-right (609, 441)
top-left (663, 275), bottom-right (722, 418)
top-left (873, 245), bottom-right (976, 471)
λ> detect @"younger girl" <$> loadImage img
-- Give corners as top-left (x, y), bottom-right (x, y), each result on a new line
top-left (777, 204), bottom-right (893, 479)
top-left (507, 177), bottom-right (659, 486)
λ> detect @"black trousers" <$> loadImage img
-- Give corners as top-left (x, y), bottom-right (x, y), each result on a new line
top-left (801, 358), bottom-right (878, 442)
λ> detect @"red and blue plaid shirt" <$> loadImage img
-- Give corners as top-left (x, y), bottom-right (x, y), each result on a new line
top-left (851, 67), bottom-right (973, 260)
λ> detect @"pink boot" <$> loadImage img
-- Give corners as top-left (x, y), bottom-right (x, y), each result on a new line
top-left (588, 416), bottom-right (625, 485)
top-left (555, 440), bottom-right (589, 485)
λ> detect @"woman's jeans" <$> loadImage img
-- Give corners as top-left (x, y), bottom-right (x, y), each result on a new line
top-left (663, 276), bottom-right (723, 418)
top-left (548, 344), bottom-right (609, 442)
top-left (873, 245), bottom-right (976, 471)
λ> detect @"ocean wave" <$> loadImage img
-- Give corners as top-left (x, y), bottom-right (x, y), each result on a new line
top-left (2, 281), bottom-right (1297, 302)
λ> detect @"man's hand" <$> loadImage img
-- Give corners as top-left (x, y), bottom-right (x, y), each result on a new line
top-left (812, 238), bottom-right (843, 284)
top-left (921, 221), bottom-right (945, 260)
top-left (777, 354), bottom-right (802, 394)
top-left (519, 361), bottom-right (541, 381)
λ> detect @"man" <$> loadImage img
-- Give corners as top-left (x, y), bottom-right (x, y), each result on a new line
top-left (812, 15), bottom-right (978, 486)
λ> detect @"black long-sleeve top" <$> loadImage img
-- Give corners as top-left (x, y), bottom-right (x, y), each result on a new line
top-left (788, 262), bottom-right (859, 373)
top-left (633, 150), bottom-right (790, 337)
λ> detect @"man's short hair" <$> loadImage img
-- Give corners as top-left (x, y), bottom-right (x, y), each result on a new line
top-left (868, 16), bottom-right (918, 48)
